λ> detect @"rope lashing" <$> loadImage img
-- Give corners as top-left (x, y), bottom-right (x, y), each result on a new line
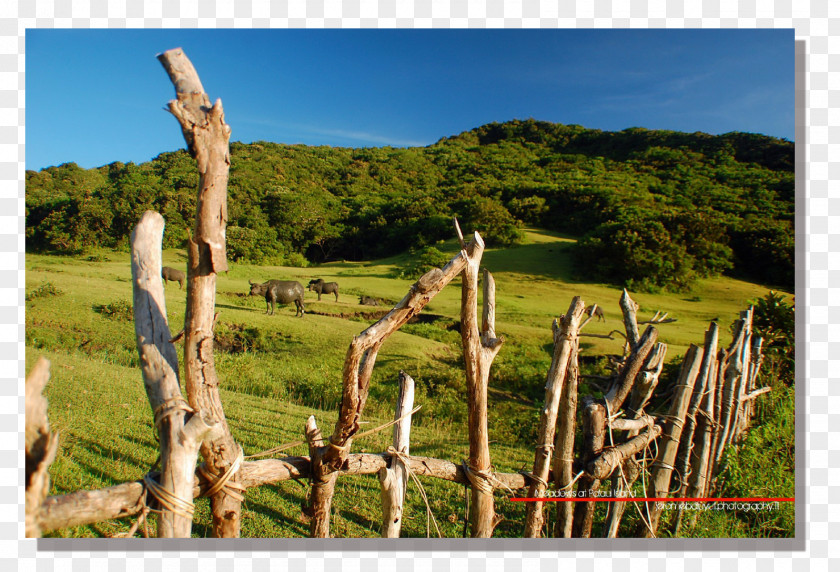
top-left (518, 469), bottom-right (549, 489)
top-left (198, 446), bottom-right (246, 502)
top-left (143, 473), bottom-right (196, 519)
top-left (384, 445), bottom-right (442, 538)
top-left (460, 461), bottom-right (516, 496)
top-left (152, 397), bottom-right (195, 431)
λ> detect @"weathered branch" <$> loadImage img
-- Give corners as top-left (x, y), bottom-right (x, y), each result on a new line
top-left (642, 344), bottom-right (704, 537)
top-left (736, 333), bottom-right (764, 439)
top-left (619, 289), bottom-right (640, 349)
top-left (672, 322), bottom-right (719, 534)
top-left (587, 424), bottom-right (663, 481)
top-left (131, 211), bottom-right (220, 537)
top-left (624, 343), bottom-right (668, 419)
top-left (553, 329), bottom-right (582, 538)
top-left (158, 47), bottom-right (240, 538)
top-left (524, 297), bottom-right (585, 537)
top-left (571, 398), bottom-right (607, 538)
top-left (378, 371), bottom-right (415, 538)
top-left (727, 308), bottom-right (754, 444)
top-left (602, 342), bottom-right (667, 538)
top-left (39, 454), bottom-right (541, 532)
top-left (608, 415), bottom-right (656, 432)
top-left (579, 329), bottom-right (625, 340)
top-left (604, 326), bottom-right (659, 413)
top-left (25, 358), bottom-right (59, 538)
top-left (713, 316), bottom-right (750, 470)
top-left (638, 310), bottom-right (678, 325)
top-left (742, 386), bottom-right (772, 402)
top-left (460, 226), bottom-right (504, 537)
top-left (686, 338), bottom-right (721, 509)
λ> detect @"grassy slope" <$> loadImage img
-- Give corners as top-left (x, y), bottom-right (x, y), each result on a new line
top-left (25, 228), bottom-right (789, 538)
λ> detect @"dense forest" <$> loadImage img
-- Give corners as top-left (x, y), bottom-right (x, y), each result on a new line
top-left (25, 119), bottom-right (794, 291)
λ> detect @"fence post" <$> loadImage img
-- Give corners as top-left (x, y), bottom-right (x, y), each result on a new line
top-left (552, 332), bottom-right (583, 537)
top-left (642, 344), bottom-right (704, 537)
top-left (158, 47), bottom-right (243, 538)
top-left (602, 342), bottom-right (667, 538)
top-left (378, 371), bottom-right (416, 538)
top-left (671, 322), bottom-right (719, 535)
top-left (25, 358), bottom-right (59, 538)
top-left (459, 235), bottom-right (505, 537)
top-left (131, 211), bottom-right (220, 537)
top-left (523, 297), bottom-right (585, 537)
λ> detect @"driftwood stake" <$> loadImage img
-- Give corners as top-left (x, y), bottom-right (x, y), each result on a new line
top-left (642, 344), bottom-right (704, 537)
top-left (131, 211), bottom-right (220, 537)
top-left (25, 358), bottom-right (59, 538)
top-left (158, 47), bottom-right (241, 538)
top-left (686, 338), bottom-right (721, 530)
top-left (524, 297), bottom-right (585, 537)
top-left (672, 322), bottom-right (719, 534)
top-left (587, 424), bottom-right (662, 481)
top-left (460, 233), bottom-right (505, 537)
top-left (728, 308), bottom-right (754, 445)
top-left (605, 325), bottom-right (659, 413)
top-left (713, 315), bottom-right (749, 471)
top-left (378, 371), bottom-right (416, 538)
top-left (620, 289), bottom-right (641, 350)
top-left (553, 331), bottom-right (582, 537)
top-left (602, 343), bottom-right (667, 538)
top-left (571, 398), bottom-right (607, 538)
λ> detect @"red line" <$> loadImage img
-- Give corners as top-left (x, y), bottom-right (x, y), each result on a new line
top-left (509, 497), bottom-right (795, 503)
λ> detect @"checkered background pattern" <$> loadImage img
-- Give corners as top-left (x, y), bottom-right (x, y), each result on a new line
top-left (2, 1), bottom-right (835, 569)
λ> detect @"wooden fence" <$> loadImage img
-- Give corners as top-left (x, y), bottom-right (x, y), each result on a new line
top-left (24, 49), bottom-right (770, 540)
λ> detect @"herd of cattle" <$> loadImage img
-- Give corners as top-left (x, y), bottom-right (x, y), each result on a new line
top-left (161, 266), bottom-right (378, 317)
top-left (161, 267), bottom-right (604, 321)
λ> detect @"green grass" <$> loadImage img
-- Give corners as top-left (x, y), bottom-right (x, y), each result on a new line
top-left (26, 228), bottom-right (793, 538)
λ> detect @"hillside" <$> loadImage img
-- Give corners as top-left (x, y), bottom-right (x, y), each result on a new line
top-left (25, 119), bottom-right (794, 292)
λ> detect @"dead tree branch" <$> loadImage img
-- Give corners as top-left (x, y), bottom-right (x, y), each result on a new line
top-left (378, 371), bottom-right (416, 538)
top-left (643, 344), bottom-right (704, 537)
top-left (458, 219), bottom-right (505, 538)
top-left (131, 211), bottom-right (220, 537)
top-left (158, 47), bottom-right (241, 538)
top-left (25, 358), bottom-right (59, 538)
top-left (524, 297), bottom-right (585, 537)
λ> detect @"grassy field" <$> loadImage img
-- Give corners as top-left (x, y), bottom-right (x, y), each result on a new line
top-left (25, 228), bottom-right (792, 538)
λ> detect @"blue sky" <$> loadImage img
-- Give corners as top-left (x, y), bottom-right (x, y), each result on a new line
top-left (26, 28), bottom-right (794, 171)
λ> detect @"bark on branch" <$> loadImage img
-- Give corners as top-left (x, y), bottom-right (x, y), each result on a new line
top-left (642, 344), bottom-right (704, 537)
top-left (458, 221), bottom-right (505, 537)
top-left (25, 358), bottom-right (59, 538)
top-left (131, 211), bottom-right (220, 537)
top-left (39, 454), bottom-right (542, 532)
top-left (378, 371), bottom-right (416, 537)
top-left (158, 47), bottom-right (241, 538)
top-left (587, 424), bottom-right (663, 481)
top-left (524, 297), bottom-right (585, 537)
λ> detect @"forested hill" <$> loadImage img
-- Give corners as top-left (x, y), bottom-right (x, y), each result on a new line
top-left (25, 119), bottom-right (794, 292)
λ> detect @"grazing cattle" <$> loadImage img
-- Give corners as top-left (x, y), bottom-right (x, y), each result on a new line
top-left (249, 280), bottom-right (305, 317)
top-left (308, 278), bottom-right (340, 302)
top-left (161, 266), bottom-right (185, 289)
top-left (585, 304), bottom-right (605, 322)
top-left (359, 295), bottom-right (379, 306)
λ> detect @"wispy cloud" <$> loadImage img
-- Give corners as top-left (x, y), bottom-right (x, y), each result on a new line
top-left (237, 116), bottom-right (429, 148)
top-left (592, 71), bottom-right (717, 111)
